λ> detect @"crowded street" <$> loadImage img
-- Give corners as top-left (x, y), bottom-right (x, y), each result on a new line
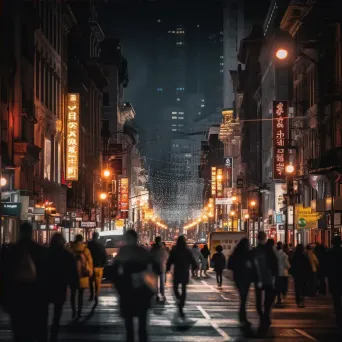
top-left (0, 272), bottom-right (338, 342)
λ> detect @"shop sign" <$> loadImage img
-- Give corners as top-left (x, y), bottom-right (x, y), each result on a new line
top-left (80, 221), bottom-right (96, 228)
top-left (118, 177), bottom-right (129, 211)
top-left (224, 157), bottom-right (233, 188)
top-left (217, 168), bottom-right (223, 198)
top-left (211, 167), bottom-right (217, 197)
top-left (54, 217), bottom-right (61, 224)
top-left (275, 183), bottom-right (287, 213)
top-left (0, 202), bottom-right (22, 217)
top-left (273, 100), bottom-right (288, 180)
top-left (66, 93), bottom-right (80, 181)
top-left (295, 204), bottom-right (322, 229)
top-left (216, 198), bottom-right (232, 205)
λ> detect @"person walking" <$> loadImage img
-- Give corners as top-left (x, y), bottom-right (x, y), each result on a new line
top-left (291, 244), bottom-right (312, 308)
top-left (325, 236), bottom-right (342, 337)
top-left (191, 244), bottom-right (203, 278)
top-left (48, 233), bottom-right (79, 342)
top-left (227, 238), bottom-right (254, 331)
top-left (167, 236), bottom-right (198, 319)
top-left (314, 243), bottom-right (327, 295)
top-left (275, 241), bottom-right (291, 304)
top-left (251, 233), bottom-right (278, 336)
top-left (200, 244), bottom-right (210, 277)
top-left (211, 245), bottom-right (226, 287)
top-left (0, 223), bottom-right (49, 342)
top-left (306, 244), bottom-right (319, 297)
top-left (110, 230), bottom-right (160, 342)
top-left (150, 236), bottom-right (169, 302)
top-left (70, 234), bottom-right (93, 319)
top-left (87, 232), bottom-right (107, 305)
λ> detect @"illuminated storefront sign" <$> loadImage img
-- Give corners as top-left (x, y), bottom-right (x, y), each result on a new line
top-left (211, 167), bottom-right (217, 197)
top-left (66, 93), bottom-right (80, 181)
top-left (217, 168), bottom-right (223, 198)
top-left (224, 157), bottom-right (233, 188)
top-left (118, 177), bottom-right (129, 212)
top-left (273, 100), bottom-right (288, 180)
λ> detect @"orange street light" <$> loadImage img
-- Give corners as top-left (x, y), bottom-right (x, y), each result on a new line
top-left (0, 177), bottom-right (7, 187)
top-left (230, 211), bottom-right (236, 216)
top-left (103, 169), bottom-right (111, 178)
top-left (285, 164), bottom-right (295, 174)
top-left (232, 196), bottom-right (237, 201)
top-left (250, 200), bottom-right (256, 207)
top-left (275, 48), bottom-right (288, 60)
top-left (217, 174), bottom-right (223, 181)
top-left (244, 214), bottom-right (250, 219)
top-left (99, 192), bottom-right (107, 200)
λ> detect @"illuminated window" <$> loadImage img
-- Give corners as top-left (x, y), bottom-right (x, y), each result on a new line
top-left (179, 117), bottom-right (184, 119)
top-left (177, 98), bottom-right (180, 101)
top-left (172, 111), bottom-right (177, 114)
top-left (201, 99), bottom-right (204, 102)
top-left (172, 129), bottom-right (177, 132)
top-left (172, 116), bottom-right (177, 119)
top-left (172, 124), bottom-right (177, 126)
top-left (201, 104), bottom-right (205, 107)
top-left (157, 88), bottom-right (163, 92)
top-left (220, 69), bottom-right (223, 73)
top-left (220, 56), bottom-right (223, 59)
top-left (220, 63), bottom-right (224, 66)
top-left (178, 112), bottom-right (184, 114)
top-left (44, 137), bottom-right (51, 180)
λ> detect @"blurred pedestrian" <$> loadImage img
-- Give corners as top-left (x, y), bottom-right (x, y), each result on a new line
top-left (200, 244), bottom-right (210, 277)
top-left (87, 232), bottom-right (107, 305)
top-left (306, 244), bottom-right (319, 297)
top-left (48, 233), bottom-right (78, 342)
top-left (111, 230), bottom-right (160, 342)
top-left (191, 244), bottom-right (203, 278)
top-left (167, 236), bottom-right (198, 319)
top-left (0, 223), bottom-right (49, 342)
top-left (275, 241), bottom-right (290, 304)
top-left (291, 244), bottom-right (312, 308)
top-left (251, 233), bottom-right (278, 337)
top-left (314, 243), bottom-right (327, 295)
top-left (325, 236), bottom-right (342, 336)
top-left (228, 238), bottom-right (254, 332)
top-left (70, 234), bottom-right (93, 319)
top-left (151, 236), bottom-right (169, 302)
top-left (211, 245), bottom-right (226, 287)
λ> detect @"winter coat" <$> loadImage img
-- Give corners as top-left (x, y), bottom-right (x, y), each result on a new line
top-left (276, 249), bottom-right (291, 277)
top-left (110, 244), bottom-right (161, 318)
top-left (191, 247), bottom-right (203, 267)
top-left (325, 246), bottom-right (342, 293)
top-left (87, 239), bottom-right (107, 268)
top-left (71, 242), bottom-right (93, 289)
top-left (167, 246), bottom-right (198, 284)
top-left (306, 250), bottom-right (319, 273)
top-left (150, 243), bottom-right (169, 273)
top-left (211, 252), bottom-right (226, 272)
top-left (47, 245), bottom-right (79, 304)
top-left (291, 252), bottom-right (312, 281)
top-left (228, 250), bottom-right (255, 288)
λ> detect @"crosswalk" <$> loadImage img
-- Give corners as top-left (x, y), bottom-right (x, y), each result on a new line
top-left (0, 274), bottom-right (339, 341)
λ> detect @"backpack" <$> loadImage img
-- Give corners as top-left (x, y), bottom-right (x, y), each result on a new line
top-left (75, 250), bottom-right (89, 278)
top-left (11, 249), bottom-right (37, 283)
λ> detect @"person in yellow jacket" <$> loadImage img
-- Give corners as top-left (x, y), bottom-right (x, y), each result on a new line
top-left (70, 234), bottom-right (93, 319)
top-left (306, 244), bottom-right (319, 297)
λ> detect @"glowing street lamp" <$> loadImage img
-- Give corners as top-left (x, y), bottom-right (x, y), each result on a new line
top-left (99, 192), bottom-right (107, 200)
top-left (0, 177), bottom-right (6, 187)
top-left (275, 48), bottom-right (288, 60)
top-left (244, 214), bottom-right (250, 220)
top-left (216, 174), bottom-right (223, 181)
top-left (232, 196), bottom-right (237, 201)
top-left (103, 169), bottom-right (111, 178)
top-left (250, 200), bottom-right (256, 207)
top-left (285, 164), bottom-right (295, 174)
top-left (230, 211), bottom-right (236, 217)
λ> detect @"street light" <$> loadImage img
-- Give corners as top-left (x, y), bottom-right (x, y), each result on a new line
top-left (250, 200), bottom-right (256, 207)
top-left (285, 164), bottom-right (295, 174)
top-left (99, 192), bottom-right (107, 200)
top-left (244, 214), bottom-right (250, 219)
top-left (275, 48), bottom-right (288, 60)
top-left (103, 169), bottom-right (111, 178)
top-left (232, 196), bottom-right (237, 201)
top-left (0, 177), bottom-right (6, 187)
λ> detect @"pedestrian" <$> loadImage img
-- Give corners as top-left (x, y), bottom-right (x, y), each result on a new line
top-left (0, 223), bottom-right (49, 342)
top-left (150, 236), bottom-right (169, 302)
top-left (275, 242), bottom-right (290, 304)
top-left (87, 232), bottom-right (107, 305)
top-left (306, 244), bottom-right (319, 297)
top-left (251, 233), bottom-right (278, 336)
top-left (325, 235), bottom-right (342, 337)
top-left (211, 245), bottom-right (226, 287)
top-left (167, 236), bottom-right (198, 319)
top-left (291, 244), bottom-right (312, 308)
top-left (191, 244), bottom-right (203, 278)
top-left (283, 243), bottom-right (294, 264)
top-left (227, 238), bottom-right (254, 332)
top-left (70, 234), bottom-right (93, 319)
top-left (48, 233), bottom-right (79, 342)
top-left (200, 244), bottom-right (210, 277)
top-left (314, 243), bottom-right (327, 295)
top-left (110, 229), bottom-right (160, 342)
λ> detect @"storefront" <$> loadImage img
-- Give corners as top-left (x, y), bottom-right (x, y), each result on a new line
top-left (0, 202), bottom-right (21, 244)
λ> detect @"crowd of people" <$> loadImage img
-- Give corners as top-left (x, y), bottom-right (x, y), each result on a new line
top-left (0, 223), bottom-right (341, 342)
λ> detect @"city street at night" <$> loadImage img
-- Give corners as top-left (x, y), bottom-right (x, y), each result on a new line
top-left (0, 273), bottom-right (339, 342)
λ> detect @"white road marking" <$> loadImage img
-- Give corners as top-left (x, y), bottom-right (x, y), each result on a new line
top-left (294, 329), bottom-right (319, 341)
top-left (197, 306), bottom-right (231, 341)
top-left (201, 280), bottom-right (221, 293)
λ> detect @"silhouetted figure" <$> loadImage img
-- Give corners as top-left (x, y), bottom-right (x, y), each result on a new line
top-left (251, 233), bottom-right (278, 336)
top-left (48, 233), bottom-right (78, 342)
top-left (291, 244), bottom-right (312, 308)
top-left (191, 244), bottom-right (203, 278)
top-left (0, 223), bottom-right (49, 342)
top-left (314, 243), bottom-right (327, 295)
top-left (167, 236), bottom-right (198, 319)
top-left (111, 230), bottom-right (160, 342)
top-left (275, 241), bottom-right (290, 304)
top-left (87, 232), bottom-right (107, 304)
top-left (70, 234), bottom-right (93, 319)
top-left (326, 236), bottom-right (342, 336)
top-left (228, 238), bottom-right (254, 330)
top-left (306, 244), bottom-right (319, 297)
top-left (211, 245), bottom-right (226, 287)
top-left (200, 244), bottom-right (210, 277)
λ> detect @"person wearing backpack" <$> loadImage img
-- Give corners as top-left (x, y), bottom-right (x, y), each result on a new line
top-left (70, 234), bottom-right (93, 319)
top-left (0, 222), bottom-right (49, 342)
top-left (211, 245), bottom-right (226, 287)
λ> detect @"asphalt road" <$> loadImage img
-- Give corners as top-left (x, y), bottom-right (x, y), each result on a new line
top-left (0, 272), bottom-right (339, 341)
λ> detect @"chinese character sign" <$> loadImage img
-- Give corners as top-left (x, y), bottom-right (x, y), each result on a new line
top-left (118, 177), bottom-right (129, 212)
top-left (66, 94), bottom-right (80, 181)
top-left (224, 157), bottom-right (233, 188)
top-left (211, 167), bottom-right (217, 197)
top-left (217, 168), bottom-right (223, 198)
top-left (273, 100), bottom-right (288, 180)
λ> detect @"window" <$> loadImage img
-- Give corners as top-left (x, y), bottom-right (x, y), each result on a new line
top-left (178, 112), bottom-right (184, 114)
top-left (44, 137), bottom-right (51, 180)
top-left (220, 56), bottom-right (223, 59)
top-left (172, 111), bottom-right (177, 114)
top-left (201, 104), bottom-right (205, 107)
top-left (103, 92), bottom-right (110, 106)
top-left (179, 116), bottom-right (184, 119)
top-left (157, 88), bottom-right (163, 92)
top-left (176, 98), bottom-right (180, 101)
top-left (220, 70), bottom-right (223, 73)
top-left (172, 116), bottom-right (177, 119)
top-left (172, 124), bottom-right (177, 127)
top-left (172, 129), bottom-right (177, 131)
